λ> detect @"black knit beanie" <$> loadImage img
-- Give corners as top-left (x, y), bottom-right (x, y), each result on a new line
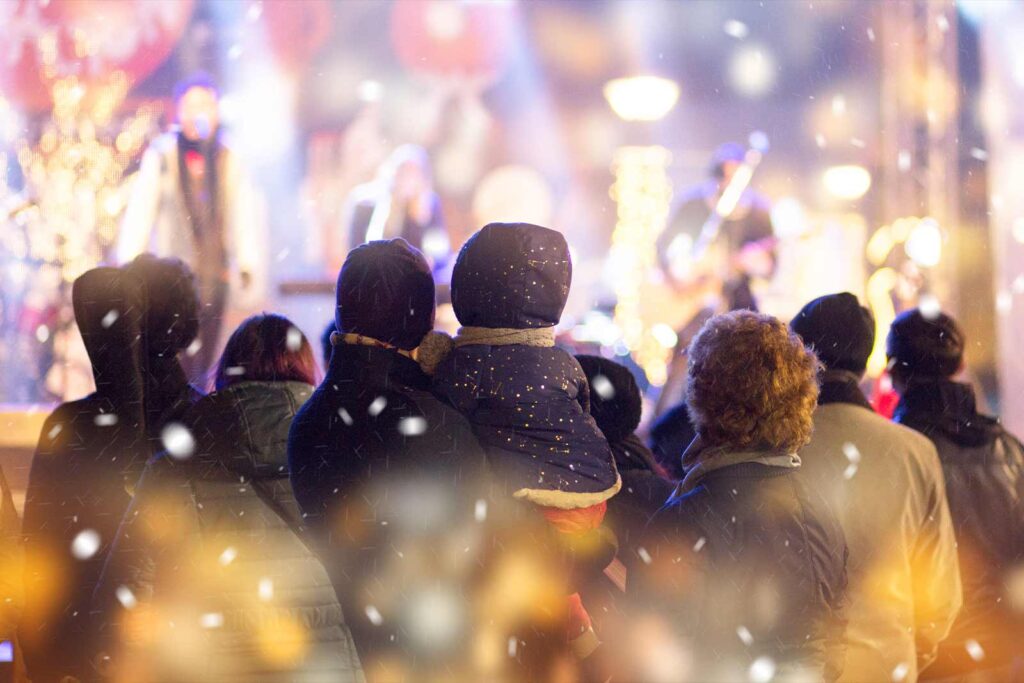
top-left (886, 308), bottom-right (964, 379)
top-left (790, 292), bottom-right (875, 375)
top-left (336, 238), bottom-right (435, 350)
top-left (575, 354), bottom-right (643, 443)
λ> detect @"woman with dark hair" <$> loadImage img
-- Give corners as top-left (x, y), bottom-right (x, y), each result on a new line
top-left (628, 311), bottom-right (848, 683)
top-left (94, 314), bottom-right (362, 681)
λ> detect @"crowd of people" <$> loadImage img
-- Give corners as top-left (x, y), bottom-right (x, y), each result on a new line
top-left (0, 221), bottom-right (1022, 682)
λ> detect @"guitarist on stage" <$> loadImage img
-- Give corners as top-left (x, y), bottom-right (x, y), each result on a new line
top-left (656, 141), bottom-right (776, 313)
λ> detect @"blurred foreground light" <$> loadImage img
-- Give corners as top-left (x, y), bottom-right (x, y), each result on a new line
top-left (823, 165), bottom-right (872, 200)
top-left (603, 76), bottom-right (680, 122)
top-left (749, 656), bottom-right (776, 683)
top-left (904, 217), bottom-right (942, 267)
top-left (728, 45), bottom-right (776, 98)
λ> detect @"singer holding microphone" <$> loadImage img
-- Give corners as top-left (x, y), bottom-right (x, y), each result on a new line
top-left (118, 73), bottom-right (261, 382)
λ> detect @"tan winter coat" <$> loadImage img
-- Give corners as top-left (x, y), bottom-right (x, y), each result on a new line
top-left (799, 400), bottom-right (962, 683)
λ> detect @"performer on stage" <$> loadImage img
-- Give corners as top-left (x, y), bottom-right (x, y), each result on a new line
top-left (117, 73), bottom-right (260, 382)
top-left (656, 141), bottom-right (776, 312)
top-left (341, 144), bottom-right (450, 268)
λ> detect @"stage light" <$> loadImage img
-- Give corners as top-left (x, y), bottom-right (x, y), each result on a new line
top-left (728, 45), bottom-right (776, 98)
top-left (904, 217), bottom-right (942, 267)
top-left (603, 76), bottom-right (680, 122)
top-left (822, 164), bottom-right (872, 200)
top-left (770, 196), bottom-right (809, 238)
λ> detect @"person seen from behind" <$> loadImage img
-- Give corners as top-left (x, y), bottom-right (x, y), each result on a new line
top-left (888, 308), bottom-right (1024, 680)
top-left (93, 313), bottom-right (363, 682)
top-left (629, 310), bottom-right (848, 682)
top-left (793, 293), bottom-right (961, 682)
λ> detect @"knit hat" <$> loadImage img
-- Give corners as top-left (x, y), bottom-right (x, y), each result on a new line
top-left (451, 222), bottom-right (571, 329)
top-left (575, 355), bottom-right (643, 443)
top-left (336, 238), bottom-right (435, 350)
top-left (790, 292), bottom-right (875, 375)
top-left (886, 308), bottom-right (965, 378)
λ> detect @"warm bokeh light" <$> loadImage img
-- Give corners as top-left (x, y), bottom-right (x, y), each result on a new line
top-left (603, 76), bottom-right (680, 122)
top-left (822, 164), bottom-right (872, 200)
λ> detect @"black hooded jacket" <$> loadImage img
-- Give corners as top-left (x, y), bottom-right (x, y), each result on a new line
top-left (895, 379), bottom-right (1024, 674)
top-left (434, 224), bottom-right (620, 507)
top-left (94, 381), bottom-right (363, 682)
top-left (288, 344), bottom-right (489, 669)
top-left (21, 268), bottom-right (199, 682)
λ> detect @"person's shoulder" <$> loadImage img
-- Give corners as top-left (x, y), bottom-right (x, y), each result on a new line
top-left (35, 396), bottom-right (101, 454)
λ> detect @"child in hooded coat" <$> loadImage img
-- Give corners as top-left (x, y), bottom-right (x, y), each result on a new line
top-left (432, 222), bottom-right (621, 658)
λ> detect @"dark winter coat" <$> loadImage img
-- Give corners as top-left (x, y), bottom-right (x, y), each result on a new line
top-left (21, 267), bottom-right (199, 683)
top-left (895, 379), bottom-right (1024, 676)
top-left (633, 446), bottom-right (848, 682)
top-left (574, 355), bottom-right (673, 550)
top-left (434, 223), bottom-right (620, 508)
top-left (649, 402), bottom-right (696, 481)
top-left (94, 381), bottom-right (363, 682)
top-left (288, 344), bottom-right (489, 670)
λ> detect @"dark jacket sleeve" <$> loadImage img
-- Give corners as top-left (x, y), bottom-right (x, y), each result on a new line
top-left (92, 458), bottom-right (198, 653)
top-left (19, 410), bottom-right (68, 675)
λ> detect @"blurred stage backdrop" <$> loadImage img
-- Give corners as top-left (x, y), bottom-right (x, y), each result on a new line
top-left (2, 0), bottom-right (1024, 465)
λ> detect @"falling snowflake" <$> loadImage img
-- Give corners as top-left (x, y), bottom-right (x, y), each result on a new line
top-left (748, 656), bottom-right (775, 683)
top-left (101, 310), bottom-right (120, 328)
top-left (286, 326), bottom-right (303, 352)
top-left (508, 636), bottom-right (518, 657)
top-left (397, 416), bottom-right (427, 436)
top-left (94, 413), bottom-right (118, 427)
top-left (365, 605), bottom-right (383, 626)
top-left (258, 577), bottom-right (274, 602)
top-left (723, 19), bottom-right (749, 40)
top-left (474, 499), bottom-right (488, 522)
top-left (186, 338), bottom-right (203, 357)
top-left (218, 546), bottom-right (237, 566)
top-left (116, 585), bottom-right (137, 609)
top-left (71, 529), bottom-right (101, 560)
top-left (225, 366), bottom-right (246, 377)
top-left (965, 639), bottom-right (985, 662)
top-left (368, 396), bottom-right (387, 416)
top-left (47, 423), bottom-right (63, 441)
top-left (338, 408), bottom-right (354, 426)
top-left (892, 662), bottom-right (909, 682)
top-left (591, 374), bottom-right (615, 400)
top-left (737, 625), bottom-right (754, 646)
top-left (693, 536), bottom-right (707, 552)
top-left (637, 546), bottom-right (652, 565)
top-left (200, 612), bottom-right (224, 629)
top-left (919, 294), bottom-right (942, 321)
top-left (161, 423), bottom-right (195, 460)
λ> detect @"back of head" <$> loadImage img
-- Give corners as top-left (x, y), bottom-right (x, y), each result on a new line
top-left (215, 314), bottom-right (317, 390)
top-left (336, 238), bottom-right (435, 350)
top-left (122, 254), bottom-right (200, 358)
top-left (451, 222), bottom-right (571, 329)
top-left (575, 354), bottom-right (642, 443)
top-left (687, 310), bottom-right (819, 452)
top-left (886, 308), bottom-right (964, 382)
top-left (72, 267), bottom-right (146, 402)
top-left (790, 291), bottom-right (874, 376)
